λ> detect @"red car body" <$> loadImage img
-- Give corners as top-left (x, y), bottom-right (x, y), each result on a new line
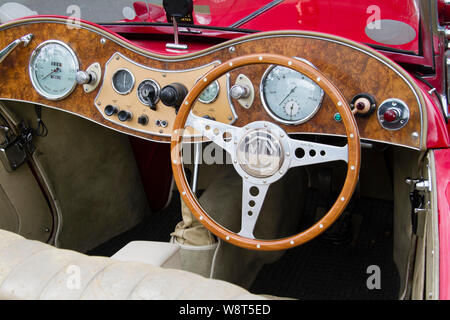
top-left (3, 0), bottom-right (449, 299)
top-left (125, 0), bottom-right (450, 300)
top-left (103, 1), bottom-right (450, 300)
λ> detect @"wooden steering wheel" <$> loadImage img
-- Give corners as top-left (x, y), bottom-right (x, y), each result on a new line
top-left (171, 54), bottom-right (361, 251)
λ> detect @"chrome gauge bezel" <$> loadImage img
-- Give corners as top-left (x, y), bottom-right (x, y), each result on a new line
top-left (198, 79), bottom-right (220, 104)
top-left (111, 68), bottom-right (135, 95)
top-left (137, 78), bottom-right (160, 106)
top-left (259, 63), bottom-right (324, 125)
top-left (29, 40), bottom-right (79, 101)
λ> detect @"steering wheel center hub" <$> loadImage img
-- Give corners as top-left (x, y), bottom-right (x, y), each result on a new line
top-left (236, 128), bottom-right (284, 178)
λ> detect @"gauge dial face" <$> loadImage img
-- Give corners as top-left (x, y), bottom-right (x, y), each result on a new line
top-left (112, 69), bottom-right (135, 95)
top-left (260, 65), bottom-right (324, 125)
top-left (29, 41), bottom-right (79, 100)
top-left (198, 80), bottom-right (220, 104)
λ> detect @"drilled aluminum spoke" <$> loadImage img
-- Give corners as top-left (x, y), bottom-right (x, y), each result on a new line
top-left (185, 112), bottom-right (242, 155)
top-left (288, 138), bottom-right (348, 168)
top-left (238, 179), bottom-right (270, 239)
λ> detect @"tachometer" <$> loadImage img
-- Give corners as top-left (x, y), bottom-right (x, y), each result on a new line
top-left (29, 40), bottom-right (79, 100)
top-left (260, 65), bottom-right (324, 125)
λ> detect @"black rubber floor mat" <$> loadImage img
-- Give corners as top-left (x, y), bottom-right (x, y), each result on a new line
top-left (250, 189), bottom-right (400, 300)
top-left (87, 191), bottom-right (182, 257)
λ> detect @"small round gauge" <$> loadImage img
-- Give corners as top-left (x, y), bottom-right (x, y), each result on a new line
top-left (198, 80), bottom-right (220, 104)
top-left (29, 40), bottom-right (79, 100)
top-left (112, 69), bottom-right (135, 95)
top-left (260, 65), bottom-right (324, 125)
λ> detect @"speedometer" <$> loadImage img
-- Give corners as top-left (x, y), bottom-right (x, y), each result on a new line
top-left (260, 65), bottom-right (324, 125)
top-left (29, 40), bottom-right (79, 100)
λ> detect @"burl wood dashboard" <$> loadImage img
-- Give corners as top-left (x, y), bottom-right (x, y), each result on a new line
top-left (0, 17), bottom-right (426, 149)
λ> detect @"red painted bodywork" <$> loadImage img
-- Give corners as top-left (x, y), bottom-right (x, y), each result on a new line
top-left (433, 149), bottom-right (450, 300)
top-left (17, 0), bottom-right (450, 298)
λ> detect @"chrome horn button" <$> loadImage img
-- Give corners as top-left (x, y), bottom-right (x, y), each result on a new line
top-left (236, 128), bottom-right (284, 178)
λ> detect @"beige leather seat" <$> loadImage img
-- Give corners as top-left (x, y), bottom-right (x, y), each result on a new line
top-left (0, 229), bottom-right (266, 300)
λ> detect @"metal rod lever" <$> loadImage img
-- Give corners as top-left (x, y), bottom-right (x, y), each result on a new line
top-left (166, 18), bottom-right (188, 50)
top-left (0, 34), bottom-right (33, 64)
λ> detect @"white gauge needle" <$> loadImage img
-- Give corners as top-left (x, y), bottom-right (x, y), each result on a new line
top-left (279, 87), bottom-right (297, 105)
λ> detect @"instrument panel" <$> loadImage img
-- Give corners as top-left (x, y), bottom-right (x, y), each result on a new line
top-left (0, 18), bottom-right (426, 149)
top-left (93, 52), bottom-right (235, 137)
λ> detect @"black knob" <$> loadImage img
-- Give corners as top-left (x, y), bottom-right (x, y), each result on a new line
top-left (160, 83), bottom-right (188, 112)
top-left (104, 105), bottom-right (118, 116)
top-left (138, 115), bottom-right (149, 126)
top-left (118, 110), bottom-right (132, 122)
top-left (160, 86), bottom-right (177, 106)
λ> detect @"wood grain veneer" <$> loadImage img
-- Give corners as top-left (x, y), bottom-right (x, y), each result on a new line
top-left (0, 18), bottom-right (426, 148)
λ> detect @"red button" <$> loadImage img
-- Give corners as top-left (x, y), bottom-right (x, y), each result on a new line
top-left (383, 109), bottom-right (399, 123)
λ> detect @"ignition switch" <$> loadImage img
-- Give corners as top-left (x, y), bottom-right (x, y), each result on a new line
top-left (138, 79), bottom-right (160, 111)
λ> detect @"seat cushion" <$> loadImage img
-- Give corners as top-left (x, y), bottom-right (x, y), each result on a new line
top-left (111, 241), bottom-right (181, 269)
top-left (0, 229), bottom-right (266, 300)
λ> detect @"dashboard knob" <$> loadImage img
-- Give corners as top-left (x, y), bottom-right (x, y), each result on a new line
top-left (160, 86), bottom-right (177, 106)
top-left (76, 71), bottom-right (96, 85)
top-left (118, 110), bottom-right (132, 122)
top-left (230, 84), bottom-right (250, 100)
top-left (104, 105), bottom-right (118, 116)
top-left (138, 115), bottom-right (149, 126)
top-left (377, 99), bottom-right (409, 130)
top-left (383, 109), bottom-right (400, 123)
top-left (160, 83), bottom-right (188, 112)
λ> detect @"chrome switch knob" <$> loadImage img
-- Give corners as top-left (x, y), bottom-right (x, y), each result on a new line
top-left (230, 84), bottom-right (250, 100)
top-left (76, 70), bottom-right (96, 85)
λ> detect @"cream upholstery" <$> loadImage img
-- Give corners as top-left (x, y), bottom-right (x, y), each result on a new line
top-left (111, 241), bottom-right (181, 269)
top-left (0, 229), bottom-right (266, 300)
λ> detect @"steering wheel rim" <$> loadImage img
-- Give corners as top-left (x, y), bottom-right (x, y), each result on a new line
top-left (171, 53), bottom-right (361, 251)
